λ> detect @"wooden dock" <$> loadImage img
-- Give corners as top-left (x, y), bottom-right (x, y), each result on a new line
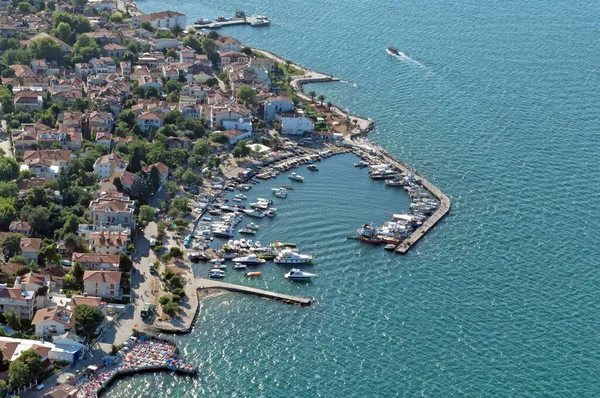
top-left (195, 277), bottom-right (312, 306)
top-left (351, 141), bottom-right (451, 254)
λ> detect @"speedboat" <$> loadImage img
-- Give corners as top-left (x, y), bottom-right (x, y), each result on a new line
top-left (384, 243), bottom-right (397, 250)
top-left (246, 223), bottom-right (260, 230)
top-left (209, 258), bottom-right (224, 264)
top-left (239, 228), bottom-right (256, 235)
top-left (209, 270), bottom-right (225, 278)
top-left (243, 209), bottom-right (266, 218)
top-left (274, 249), bottom-right (313, 264)
top-left (213, 227), bottom-right (234, 238)
top-left (354, 160), bottom-right (369, 168)
top-left (234, 193), bottom-right (247, 200)
top-left (272, 188), bottom-right (287, 198)
top-left (232, 254), bottom-right (266, 265)
top-left (233, 262), bottom-right (247, 269)
top-left (250, 201), bottom-right (269, 210)
top-left (211, 263), bottom-right (226, 270)
top-left (307, 164), bottom-right (319, 171)
top-left (288, 172), bottom-right (304, 182)
top-left (245, 271), bottom-right (262, 277)
top-left (251, 18), bottom-right (271, 26)
top-left (285, 269), bottom-right (317, 280)
top-left (386, 46), bottom-right (399, 55)
top-left (265, 208), bottom-right (276, 217)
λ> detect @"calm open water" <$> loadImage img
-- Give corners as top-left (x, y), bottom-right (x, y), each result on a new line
top-left (108, 0), bottom-right (600, 396)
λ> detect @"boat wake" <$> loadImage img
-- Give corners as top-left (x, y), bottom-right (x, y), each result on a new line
top-left (392, 51), bottom-right (427, 69)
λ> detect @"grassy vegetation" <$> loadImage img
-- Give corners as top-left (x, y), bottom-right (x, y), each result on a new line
top-left (278, 62), bottom-right (303, 76)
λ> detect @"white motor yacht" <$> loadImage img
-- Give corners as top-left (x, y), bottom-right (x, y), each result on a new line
top-left (234, 193), bottom-right (247, 200)
top-left (233, 262), bottom-right (247, 269)
top-left (285, 268), bottom-right (317, 280)
top-left (246, 223), bottom-right (260, 230)
top-left (272, 188), bottom-right (288, 198)
top-left (243, 209), bottom-right (266, 218)
top-left (232, 254), bottom-right (266, 265)
top-left (274, 249), bottom-right (313, 264)
top-left (288, 172), bottom-right (305, 182)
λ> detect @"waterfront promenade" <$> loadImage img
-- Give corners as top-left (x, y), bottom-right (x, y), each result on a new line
top-left (196, 277), bottom-right (312, 306)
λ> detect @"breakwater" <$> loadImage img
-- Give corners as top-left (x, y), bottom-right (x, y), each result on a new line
top-left (196, 277), bottom-right (312, 306)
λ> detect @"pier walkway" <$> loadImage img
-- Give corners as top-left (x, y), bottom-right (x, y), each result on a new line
top-left (195, 277), bottom-right (312, 306)
top-left (350, 139), bottom-right (451, 254)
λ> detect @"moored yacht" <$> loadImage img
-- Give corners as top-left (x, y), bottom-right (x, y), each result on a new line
top-left (232, 254), bottom-right (266, 265)
top-left (272, 188), bottom-right (288, 198)
top-left (243, 209), bottom-right (266, 218)
top-left (285, 268), bottom-right (317, 280)
top-left (288, 172), bottom-right (305, 182)
top-left (274, 249), bottom-right (313, 264)
top-left (307, 164), bottom-right (319, 171)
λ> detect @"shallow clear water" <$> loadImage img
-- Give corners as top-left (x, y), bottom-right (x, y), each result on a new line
top-left (107, 0), bottom-right (600, 396)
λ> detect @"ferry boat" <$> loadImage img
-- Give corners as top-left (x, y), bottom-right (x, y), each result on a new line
top-left (307, 164), bottom-right (319, 171)
top-left (386, 46), bottom-right (399, 55)
top-left (288, 172), bottom-right (305, 182)
top-left (232, 254), bottom-right (266, 265)
top-left (285, 268), bottom-right (317, 280)
top-left (274, 249), bottom-right (313, 264)
top-left (245, 271), bottom-right (262, 277)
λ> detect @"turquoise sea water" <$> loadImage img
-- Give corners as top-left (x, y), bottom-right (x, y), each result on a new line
top-left (108, 0), bottom-right (600, 396)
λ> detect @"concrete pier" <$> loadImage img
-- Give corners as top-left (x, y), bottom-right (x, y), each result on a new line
top-left (196, 277), bottom-right (312, 306)
top-left (351, 140), bottom-right (451, 254)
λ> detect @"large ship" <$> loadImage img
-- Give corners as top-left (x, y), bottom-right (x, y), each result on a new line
top-left (386, 46), bottom-right (399, 56)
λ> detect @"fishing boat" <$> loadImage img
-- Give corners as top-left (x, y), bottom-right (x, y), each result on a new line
top-left (307, 164), bottom-right (319, 171)
top-left (245, 271), bottom-right (262, 277)
top-left (357, 223), bottom-right (382, 245)
top-left (285, 268), bottom-right (317, 280)
top-left (233, 262), bottom-right (247, 269)
top-left (288, 172), bottom-right (305, 182)
top-left (239, 228), bottom-right (257, 235)
top-left (386, 46), bottom-right (399, 55)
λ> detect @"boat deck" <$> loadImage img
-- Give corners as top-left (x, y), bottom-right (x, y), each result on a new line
top-left (195, 277), bottom-right (312, 306)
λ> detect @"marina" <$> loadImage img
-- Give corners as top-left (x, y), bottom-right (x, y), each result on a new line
top-left (192, 11), bottom-right (271, 30)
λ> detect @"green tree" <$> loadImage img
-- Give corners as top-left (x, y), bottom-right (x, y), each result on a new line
top-left (165, 79), bottom-right (182, 95)
top-left (232, 140), bottom-right (251, 158)
top-left (4, 309), bottom-right (20, 331)
top-left (74, 305), bottom-right (105, 340)
top-left (1, 233), bottom-right (22, 259)
top-left (140, 21), bottom-right (154, 32)
top-left (25, 206), bottom-right (51, 235)
top-left (0, 157), bottom-right (19, 182)
top-left (62, 273), bottom-right (75, 286)
top-left (72, 35), bottom-right (101, 63)
top-left (119, 254), bottom-right (132, 272)
top-left (40, 243), bottom-right (61, 265)
top-left (241, 46), bottom-right (252, 56)
top-left (0, 182), bottom-right (17, 198)
top-left (201, 37), bottom-right (218, 65)
top-left (8, 359), bottom-right (28, 388)
top-left (109, 11), bottom-right (124, 23)
top-left (238, 85), bottom-right (256, 106)
top-left (72, 261), bottom-right (84, 285)
top-left (159, 295), bottom-right (170, 305)
top-left (308, 91), bottom-right (317, 103)
top-left (162, 300), bottom-right (178, 316)
top-left (17, 1), bottom-right (33, 12)
top-left (137, 205), bottom-right (155, 229)
top-left (165, 48), bottom-right (178, 59)
top-left (55, 22), bottom-right (72, 44)
top-left (148, 166), bottom-right (161, 193)
top-left (164, 110), bottom-right (182, 125)
top-left (17, 350), bottom-right (43, 382)
top-left (29, 37), bottom-right (63, 63)
top-left (182, 35), bottom-right (202, 53)
top-left (0, 198), bottom-right (16, 230)
top-left (318, 94), bottom-right (326, 106)
top-left (0, 86), bottom-right (13, 114)
top-left (193, 139), bottom-right (209, 157)
top-left (25, 186), bottom-right (49, 207)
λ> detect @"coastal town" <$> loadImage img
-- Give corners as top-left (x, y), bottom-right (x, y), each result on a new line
top-left (0, 0), bottom-right (449, 396)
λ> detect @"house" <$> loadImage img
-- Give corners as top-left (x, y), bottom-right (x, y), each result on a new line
top-left (138, 111), bottom-right (164, 133)
top-left (31, 59), bottom-right (48, 74)
top-left (90, 57), bottom-right (117, 75)
top-left (88, 231), bottom-right (128, 255)
top-left (137, 75), bottom-right (163, 94)
top-left (0, 23), bottom-right (18, 38)
top-left (132, 10), bottom-right (187, 30)
top-left (20, 238), bottom-right (42, 264)
top-left (85, 111), bottom-right (114, 135)
top-left (142, 162), bottom-right (169, 185)
top-left (1, 262), bottom-right (21, 277)
top-left (0, 336), bottom-right (55, 362)
top-left (21, 32), bottom-right (72, 53)
top-left (9, 221), bottom-right (32, 236)
top-left (22, 149), bottom-right (71, 179)
top-left (102, 43), bottom-right (128, 58)
top-left (74, 62), bottom-right (94, 76)
top-left (222, 117), bottom-right (252, 133)
top-left (109, 170), bottom-right (138, 191)
top-left (32, 306), bottom-right (74, 338)
top-left (93, 154), bottom-right (128, 179)
top-left (210, 104), bottom-right (251, 129)
top-left (13, 89), bottom-right (43, 111)
top-left (214, 35), bottom-right (241, 52)
top-left (84, 30), bottom-right (121, 45)
top-left (152, 38), bottom-right (182, 51)
top-left (14, 272), bottom-right (47, 291)
top-left (88, 0), bottom-right (116, 10)
top-left (42, 384), bottom-right (79, 398)
top-left (82, 270), bottom-right (122, 299)
top-left (89, 191), bottom-right (136, 228)
top-left (277, 112), bottom-right (314, 135)
top-left (77, 224), bottom-right (131, 242)
top-left (223, 129), bottom-right (252, 145)
top-left (218, 51), bottom-right (249, 68)
top-left (0, 284), bottom-right (41, 319)
top-left (95, 132), bottom-right (112, 149)
top-left (71, 253), bottom-right (120, 271)
top-left (178, 102), bottom-right (202, 119)
top-left (263, 96), bottom-right (295, 122)
top-left (71, 295), bottom-right (106, 312)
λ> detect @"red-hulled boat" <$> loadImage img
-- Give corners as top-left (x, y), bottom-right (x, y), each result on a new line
top-left (357, 223), bottom-right (382, 245)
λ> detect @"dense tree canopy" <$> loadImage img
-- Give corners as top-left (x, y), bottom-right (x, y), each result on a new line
top-left (74, 305), bottom-right (105, 341)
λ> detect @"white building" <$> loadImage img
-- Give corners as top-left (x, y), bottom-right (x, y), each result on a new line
top-left (88, 231), bottom-right (129, 255)
top-left (138, 111), bottom-right (164, 133)
top-left (72, 253), bottom-right (121, 271)
top-left (89, 191), bottom-right (136, 228)
top-left (0, 284), bottom-right (41, 320)
top-left (277, 112), bottom-right (314, 135)
top-left (222, 117), bottom-right (252, 133)
top-left (93, 154), bottom-right (128, 179)
top-left (83, 270), bottom-right (122, 299)
top-left (132, 10), bottom-right (187, 30)
top-left (263, 96), bottom-right (295, 122)
top-left (32, 306), bottom-right (74, 338)
top-left (223, 129), bottom-right (252, 145)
